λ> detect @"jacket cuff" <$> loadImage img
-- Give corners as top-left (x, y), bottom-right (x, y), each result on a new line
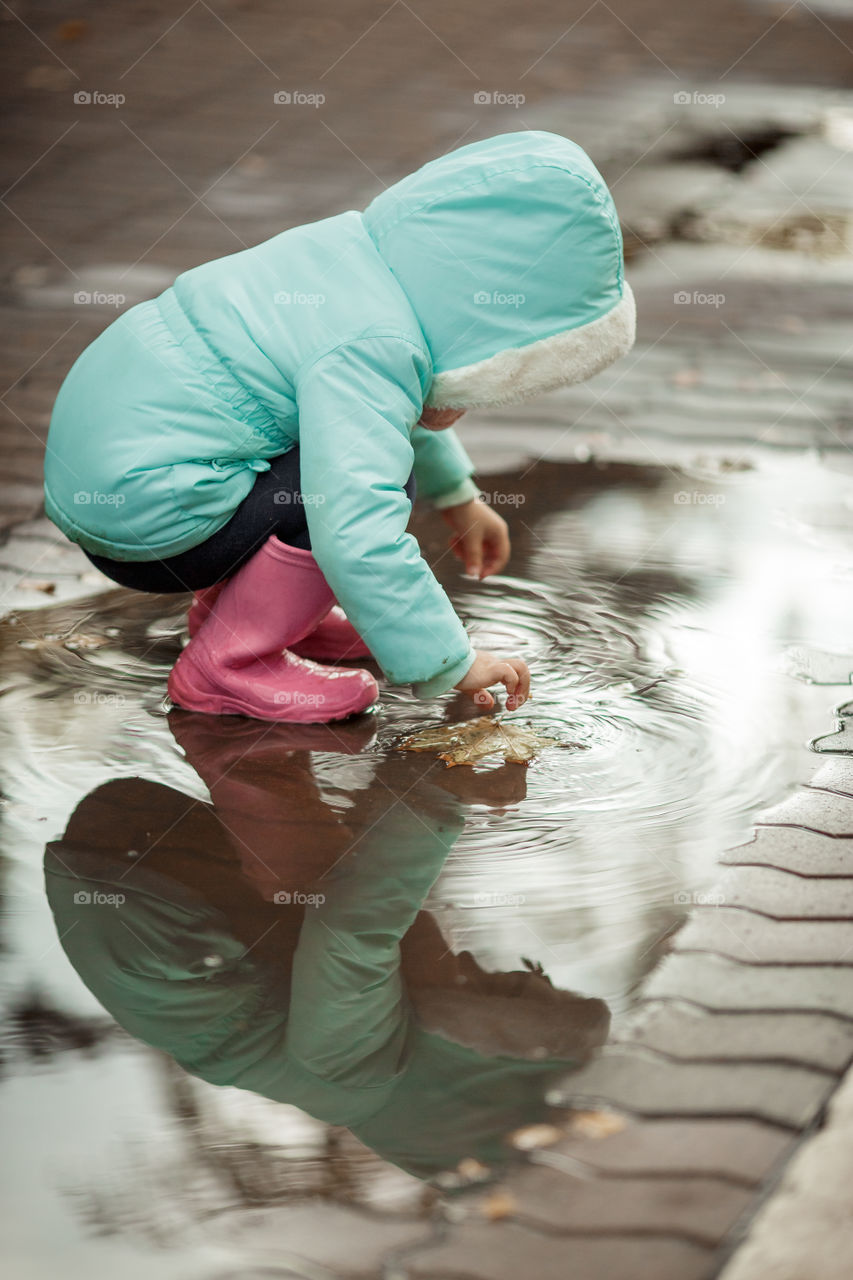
top-left (431, 478), bottom-right (481, 510)
top-left (411, 644), bottom-right (477, 699)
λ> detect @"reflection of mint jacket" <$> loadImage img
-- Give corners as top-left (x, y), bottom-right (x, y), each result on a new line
top-left (44, 131), bottom-right (634, 693)
top-left (44, 778), bottom-right (590, 1179)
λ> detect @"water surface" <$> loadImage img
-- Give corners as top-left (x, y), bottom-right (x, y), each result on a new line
top-left (3, 453), bottom-right (853, 1276)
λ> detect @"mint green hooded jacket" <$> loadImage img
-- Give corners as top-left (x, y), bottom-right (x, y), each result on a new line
top-left (44, 131), bottom-right (635, 695)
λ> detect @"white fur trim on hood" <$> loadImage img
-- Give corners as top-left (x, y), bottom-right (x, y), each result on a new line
top-left (425, 282), bottom-right (636, 410)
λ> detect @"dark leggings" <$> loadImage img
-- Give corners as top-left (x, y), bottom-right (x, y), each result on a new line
top-left (85, 449), bottom-right (416, 594)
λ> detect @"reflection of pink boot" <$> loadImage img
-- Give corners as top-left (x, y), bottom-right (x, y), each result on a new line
top-left (169, 537), bottom-right (378, 723)
top-left (188, 583), bottom-right (371, 661)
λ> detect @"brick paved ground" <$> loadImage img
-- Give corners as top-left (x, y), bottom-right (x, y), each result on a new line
top-left (3, 0), bottom-right (853, 537)
top-left (3, 2), bottom-right (853, 1277)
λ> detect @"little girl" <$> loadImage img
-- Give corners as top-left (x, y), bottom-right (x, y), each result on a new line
top-left (44, 130), bottom-right (635, 723)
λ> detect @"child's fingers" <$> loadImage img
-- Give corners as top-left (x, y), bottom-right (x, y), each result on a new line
top-left (504, 659), bottom-right (531, 709)
top-left (514, 659), bottom-right (531, 700)
top-left (482, 527), bottom-right (511, 576)
top-left (502, 663), bottom-right (520, 696)
top-left (449, 532), bottom-right (478, 571)
top-left (460, 530), bottom-right (483, 578)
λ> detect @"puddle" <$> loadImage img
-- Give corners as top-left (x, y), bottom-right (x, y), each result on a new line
top-left (3, 453), bottom-right (853, 1274)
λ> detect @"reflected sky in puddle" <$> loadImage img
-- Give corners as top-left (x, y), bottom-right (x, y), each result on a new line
top-left (3, 454), bottom-right (853, 1275)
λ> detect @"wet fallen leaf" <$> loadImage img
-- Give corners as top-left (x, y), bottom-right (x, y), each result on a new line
top-left (17, 617), bottom-right (111, 652)
top-left (399, 716), bottom-right (574, 767)
top-left (567, 1109), bottom-right (627, 1139)
top-left (457, 1157), bottom-right (491, 1182)
top-left (508, 1123), bottom-right (564, 1152)
top-left (481, 1190), bottom-right (517, 1220)
top-left (57, 19), bottom-right (89, 41)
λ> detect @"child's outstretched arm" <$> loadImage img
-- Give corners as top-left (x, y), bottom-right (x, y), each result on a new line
top-left (294, 334), bottom-right (530, 708)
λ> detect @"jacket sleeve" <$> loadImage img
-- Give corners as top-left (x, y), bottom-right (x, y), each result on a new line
top-left (283, 780), bottom-right (465, 1093)
top-left (410, 424), bottom-right (480, 509)
top-left (296, 336), bottom-right (476, 696)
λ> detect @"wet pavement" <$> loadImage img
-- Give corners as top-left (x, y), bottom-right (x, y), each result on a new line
top-left (5, 452), bottom-right (853, 1277)
top-left (4, 1), bottom-right (853, 1277)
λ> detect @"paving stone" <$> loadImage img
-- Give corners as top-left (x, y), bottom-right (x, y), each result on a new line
top-left (711, 865), bottom-right (853, 916)
top-left (808, 757), bottom-right (853, 795)
top-left (548, 1047), bottom-right (833, 1128)
top-left (719, 1061), bottom-right (853, 1280)
top-left (4, 7), bottom-right (853, 1280)
top-left (694, 135), bottom-right (853, 258)
top-left (463, 1164), bottom-right (753, 1246)
top-left (756, 787), bottom-right (853, 834)
top-left (619, 1005), bottom-right (853, 1073)
top-left (720, 826), bottom-right (853, 877)
top-left (221, 1202), bottom-right (427, 1275)
top-left (614, 161), bottom-right (739, 243)
top-left (542, 1117), bottom-right (791, 1185)
top-left (400, 1221), bottom-right (714, 1280)
top-left (0, 514), bottom-right (110, 615)
top-left (812, 718), bottom-right (853, 755)
top-left (674, 911), bottom-right (853, 964)
top-left (644, 952), bottom-right (853, 1018)
top-left (779, 646), bottom-right (853, 687)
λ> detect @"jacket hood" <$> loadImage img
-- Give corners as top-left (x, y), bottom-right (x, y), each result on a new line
top-left (362, 130), bottom-right (635, 409)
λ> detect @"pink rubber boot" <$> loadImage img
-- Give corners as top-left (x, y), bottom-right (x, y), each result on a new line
top-left (188, 584), bottom-right (371, 660)
top-left (186, 584), bottom-right (225, 637)
top-left (169, 537), bottom-right (378, 722)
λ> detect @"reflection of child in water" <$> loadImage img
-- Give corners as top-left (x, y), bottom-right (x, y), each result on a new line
top-left (44, 132), bottom-right (634, 725)
top-left (44, 717), bottom-right (610, 1179)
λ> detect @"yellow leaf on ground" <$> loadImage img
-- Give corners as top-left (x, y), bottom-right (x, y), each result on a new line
top-left (508, 1123), bottom-right (564, 1151)
top-left (568, 1109), bottom-right (628, 1139)
top-left (481, 1190), bottom-right (517, 1220)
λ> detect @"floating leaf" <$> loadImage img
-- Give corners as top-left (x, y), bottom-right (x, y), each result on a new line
top-left (567, 1109), bottom-right (627, 1139)
top-left (508, 1123), bottom-right (564, 1151)
top-left (399, 716), bottom-right (575, 767)
top-left (481, 1190), bottom-right (517, 1220)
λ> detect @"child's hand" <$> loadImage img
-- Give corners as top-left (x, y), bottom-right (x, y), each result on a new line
top-left (440, 497), bottom-right (510, 579)
top-left (455, 649), bottom-right (531, 711)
